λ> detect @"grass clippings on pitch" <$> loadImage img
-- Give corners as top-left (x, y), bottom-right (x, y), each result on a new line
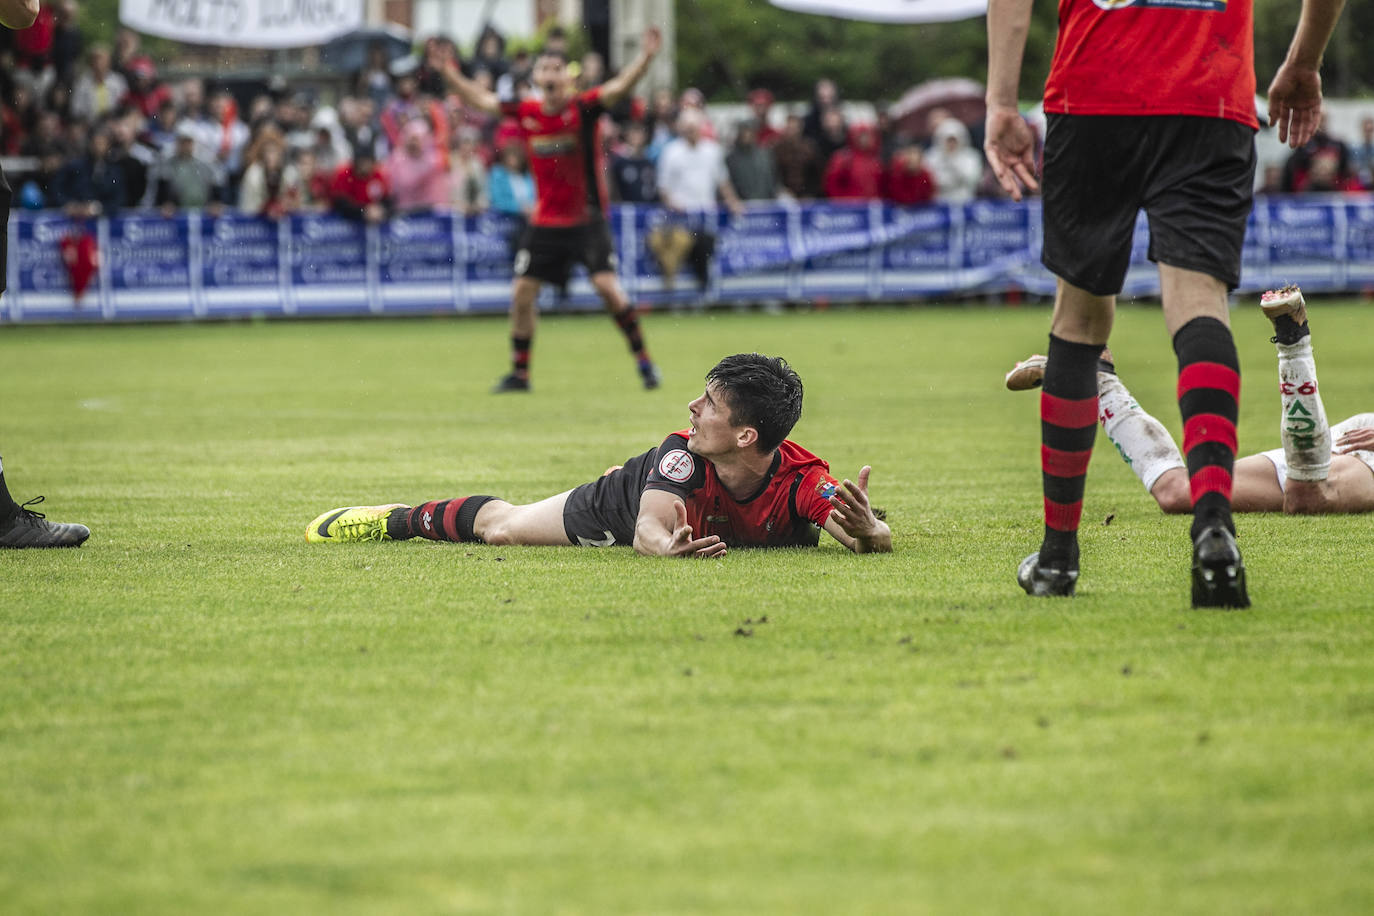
top-left (2, 303), bottom-right (1373, 914)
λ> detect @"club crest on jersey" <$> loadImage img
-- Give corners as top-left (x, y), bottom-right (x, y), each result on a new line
top-left (659, 448), bottom-right (695, 482)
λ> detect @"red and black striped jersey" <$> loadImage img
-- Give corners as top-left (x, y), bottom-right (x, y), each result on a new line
top-left (643, 431), bottom-right (839, 547)
top-left (501, 88), bottom-right (608, 227)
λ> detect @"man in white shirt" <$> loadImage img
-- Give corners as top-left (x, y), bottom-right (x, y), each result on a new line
top-left (655, 108), bottom-right (743, 293)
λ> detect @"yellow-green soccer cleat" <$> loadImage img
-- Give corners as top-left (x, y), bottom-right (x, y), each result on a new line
top-left (305, 504), bottom-right (407, 543)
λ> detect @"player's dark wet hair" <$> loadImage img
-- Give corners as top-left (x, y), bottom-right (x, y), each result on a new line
top-left (706, 354), bottom-right (804, 453)
top-left (535, 47), bottom-right (569, 65)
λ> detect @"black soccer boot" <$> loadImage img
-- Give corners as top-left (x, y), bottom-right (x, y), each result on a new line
top-left (1017, 551), bottom-right (1078, 597)
top-left (491, 372), bottom-right (531, 393)
top-left (1191, 525), bottom-right (1250, 609)
top-left (0, 497), bottom-right (90, 548)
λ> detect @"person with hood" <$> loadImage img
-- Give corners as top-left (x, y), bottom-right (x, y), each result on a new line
top-left (386, 118), bottom-right (449, 213)
top-left (925, 118), bottom-right (983, 203)
top-left (885, 142), bottom-right (936, 206)
top-left (822, 123), bottom-right (884, 201)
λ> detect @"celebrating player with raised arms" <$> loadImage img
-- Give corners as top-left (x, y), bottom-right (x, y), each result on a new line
top-left (306, 354), bottom-right (891, 556)
top-left (443, 28), bottom-right (664, 393)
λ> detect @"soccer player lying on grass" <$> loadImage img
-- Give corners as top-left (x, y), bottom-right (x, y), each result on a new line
top-left (306, 354), bottom-right (892, 556)
top-left (1006, 287), bottom-right (1374, 516)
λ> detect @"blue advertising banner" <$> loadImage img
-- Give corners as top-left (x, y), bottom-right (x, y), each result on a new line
top-left (3, 195), bottom-right (1369, 323)
top-left (378, 213), bottom-right (458, 313)
top-left (200, 214), bottom-right (286, 316)
top-left (288, 213), bottom-right (372, 314)
top-left (106, 213), bottom-right (193, 318)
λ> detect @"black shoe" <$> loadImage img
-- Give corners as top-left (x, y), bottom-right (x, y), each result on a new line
top-left (1191, 526), bottom-right (1250, 609)
top-left (640, 362), bottom-right (662, 390)
top-left (1017, 551), bottom-right (1077, 597)
top-left (491, 372), bottom-right (531, 393)
top-left (0, 496), bottom-right (90, 548)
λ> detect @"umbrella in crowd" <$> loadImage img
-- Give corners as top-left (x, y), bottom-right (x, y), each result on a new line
top-left (889, 77), bottom-right (987, 141)
top-left (321, 25), bottom-right (414, 73)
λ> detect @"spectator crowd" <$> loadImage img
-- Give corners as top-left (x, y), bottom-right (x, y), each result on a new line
top-left (3, 5), bottom-right (1373, 227)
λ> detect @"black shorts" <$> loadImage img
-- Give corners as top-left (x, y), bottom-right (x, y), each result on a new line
top-left (515, 215), bottom-right (617, 287)
top-left (1041, 114), bottom-right (1256, 295)
top-left (561, 446), bottom-right (656, 546)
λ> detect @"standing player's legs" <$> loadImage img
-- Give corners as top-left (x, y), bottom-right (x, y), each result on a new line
top-left (583, 217), bottom-right (660, 389)
top-left (0, 166), bottom-right (89, 548)
top-left (495, 221), bottom-right (566, 393)
top-left (589, 271), bottom-right (659, 389)
top-left (1020, 280), bottom-right (1114, 595)
top-left (1159, 266), bottom-right (1247, 607)
top-left (306, 493), bottom-right (576, 546)
top-left (493, 275), bottom-right (542, 392)
top-left (1019, 113), bottom-right (1144, 598)
top-left (1146, 116), bottom-right (1255, 608)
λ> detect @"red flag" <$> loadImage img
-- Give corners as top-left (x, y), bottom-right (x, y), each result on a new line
top-left (60, 230), bottom-right (99, 303)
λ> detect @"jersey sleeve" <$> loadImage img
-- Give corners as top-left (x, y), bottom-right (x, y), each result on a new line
top-left (499, 99), bottom-right (523, 119)
top-left (793, 464), bottom-right (840, 528)
top-left (642, 433), bottom-right (707, 499)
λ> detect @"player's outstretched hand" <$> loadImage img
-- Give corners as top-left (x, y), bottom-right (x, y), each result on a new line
top-left (670, 500), bottom-right (727, 558)
top-left (828, 466), bottom-right (892, 553)
top-left (1336, 427), bottom-right (1374, 454)
top-left (642, 25), bottom-right (662, 57)
top-left (1268, 62), bottom-right (1323, 148)
top-left (983, 104), bottom-right (1039, 202)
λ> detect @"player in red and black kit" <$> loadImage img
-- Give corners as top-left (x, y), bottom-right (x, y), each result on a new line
top-left (304, 353), bottom-right (892, 556)
top-left (443, 28), bottom-right (664, 393)
top-left (984, 0), bottom-right (1346, 607)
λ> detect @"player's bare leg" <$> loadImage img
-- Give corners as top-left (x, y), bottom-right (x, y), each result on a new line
top-left (590, 270), bottom-right (660, 390)
top-left (494, 276), bottom-right (542, 392)
top-left (1018, 280), bottom-right (1114, 598)
top-left (1159, 264), bottom-right (1247, 608)
top-left (468, 492), bottom-right (575, 545)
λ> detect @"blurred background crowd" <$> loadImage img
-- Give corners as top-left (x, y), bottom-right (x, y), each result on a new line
top-left (3, 2), bottom-right (1373, 226)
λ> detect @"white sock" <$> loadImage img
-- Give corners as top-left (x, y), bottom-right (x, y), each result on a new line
top-left (1097, 371), bottom-right (1186, 494)
top-left (1275, 337), bottom-right (1331, 481)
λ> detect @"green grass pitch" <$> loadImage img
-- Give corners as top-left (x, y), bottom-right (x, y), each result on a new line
top-left (3, 302), bottom-right (1374, 914)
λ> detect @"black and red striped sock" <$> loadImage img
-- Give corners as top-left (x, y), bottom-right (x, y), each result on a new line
top-left (1038, 335), bottom-right (1102, 569)
top-left (613, 308), bottom-right (649, 364)
top-left (511, 336), bottom-right (532, 380)
top-left (389, 496), bottom-right (496, 543)
top-left (1173, 317), bottom-right (1240, 540)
